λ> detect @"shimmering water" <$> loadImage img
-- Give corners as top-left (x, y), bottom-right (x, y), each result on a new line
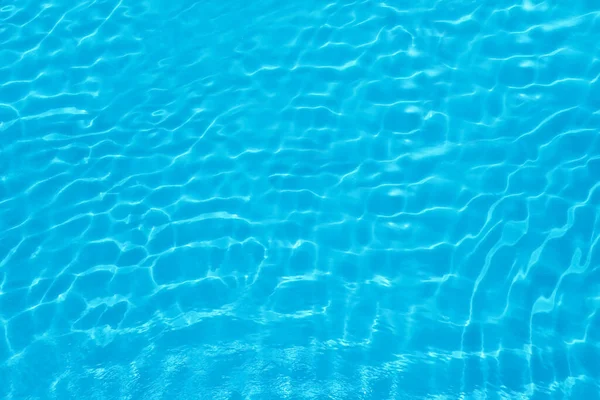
top-left (1, 0), bottom-right (600, 398)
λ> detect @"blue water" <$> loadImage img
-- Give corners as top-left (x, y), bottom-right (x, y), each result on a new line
top-left (1, 0), bottom-right (600, 398)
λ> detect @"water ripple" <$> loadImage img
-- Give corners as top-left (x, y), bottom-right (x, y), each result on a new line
top-left (1, 0), bottom-right (600, 398)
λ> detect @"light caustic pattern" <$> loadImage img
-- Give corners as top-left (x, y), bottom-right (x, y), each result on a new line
top-left (1, 0), bottom-right (600, 399)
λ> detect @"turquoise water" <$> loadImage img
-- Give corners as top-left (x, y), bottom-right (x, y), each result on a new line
top-left (1, 0), bottom-right (600, 398)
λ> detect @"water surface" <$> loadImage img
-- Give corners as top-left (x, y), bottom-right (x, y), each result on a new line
top-left (1, 0), bottom-right (600, 398)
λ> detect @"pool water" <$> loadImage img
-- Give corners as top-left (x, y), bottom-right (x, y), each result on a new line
top-left (1, 0), bottom-right (600, 398)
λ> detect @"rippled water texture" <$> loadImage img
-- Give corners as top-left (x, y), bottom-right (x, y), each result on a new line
top-left (2, 0), bottom-right (600, 398)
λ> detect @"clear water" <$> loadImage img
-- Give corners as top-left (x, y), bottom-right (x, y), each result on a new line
top-left (1, 0), bottom-right (600, 399)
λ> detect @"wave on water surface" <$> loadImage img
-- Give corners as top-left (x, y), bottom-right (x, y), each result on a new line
top-left (1, 0), bottom-right (600, 398)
